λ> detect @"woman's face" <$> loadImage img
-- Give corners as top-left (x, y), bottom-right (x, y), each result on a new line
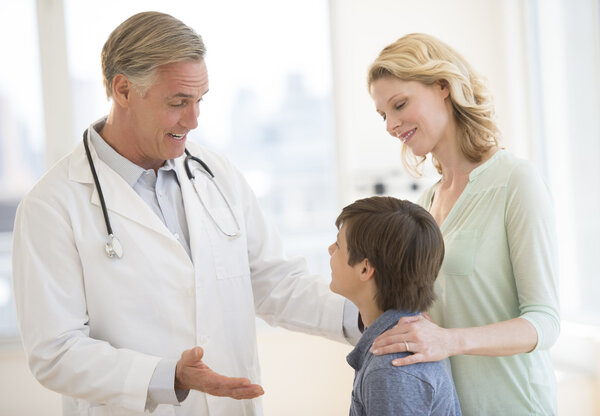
top-left (370, 76), bottom-right (454, 157)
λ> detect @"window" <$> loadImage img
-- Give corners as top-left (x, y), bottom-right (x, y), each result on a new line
top-left (527, 0), bottom-right (600, 324)
top-left (0, 0), bottom-right (45, 341)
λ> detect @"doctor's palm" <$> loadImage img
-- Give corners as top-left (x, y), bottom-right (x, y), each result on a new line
top-left (175, 346), bottom-right (264, 400)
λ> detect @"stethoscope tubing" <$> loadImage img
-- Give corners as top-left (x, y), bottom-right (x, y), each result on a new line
top-left (83, 130), bottom-right (114, 237)
top-left (84, 127), bottom-right (241, 259)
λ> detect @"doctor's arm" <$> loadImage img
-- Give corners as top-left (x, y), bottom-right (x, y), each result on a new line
top-left (230, 162), bottom-right (359, 343)
top-left (12, 195), bottom-right (161, 411)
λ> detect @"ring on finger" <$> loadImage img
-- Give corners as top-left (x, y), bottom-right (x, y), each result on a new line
top-left (403, 340), bottom-right (410, 352)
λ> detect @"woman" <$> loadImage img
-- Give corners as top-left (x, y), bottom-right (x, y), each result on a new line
top-left (367, 33), bottom-right (560, 415)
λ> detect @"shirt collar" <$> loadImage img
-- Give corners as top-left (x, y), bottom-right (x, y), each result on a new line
top-left (346, 309), bottom-right (420, 371)
top-left (88, 117), bottom-right (178, 187)
top-left (469, 148), bottom-right (505, 182)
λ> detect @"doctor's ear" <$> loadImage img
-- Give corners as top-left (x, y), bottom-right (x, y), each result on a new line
top-left (112, 74), bottom-right (132, 106)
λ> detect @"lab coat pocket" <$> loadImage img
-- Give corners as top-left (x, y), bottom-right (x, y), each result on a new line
top-left (442, 229), bottom-right (480, 277)
top-left (208, 218), bottom-right (250, 279)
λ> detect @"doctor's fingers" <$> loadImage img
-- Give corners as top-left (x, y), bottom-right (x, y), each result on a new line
top-left (197, 375), bottom-right (264, 399)
top-left (180, 346), bottom-right (205, 365)
top-left (230, 384), bottom-right (265, 400)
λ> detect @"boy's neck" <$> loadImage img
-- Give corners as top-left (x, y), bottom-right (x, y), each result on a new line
top-left (358, 302), bottom-right (384, 328)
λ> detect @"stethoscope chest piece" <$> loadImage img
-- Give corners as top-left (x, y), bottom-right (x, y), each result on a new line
top-left (105, 234), bottom-right (123, 259)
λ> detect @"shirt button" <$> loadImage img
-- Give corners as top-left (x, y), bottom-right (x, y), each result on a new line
top-left (174, 233), bottom-right (180, 240)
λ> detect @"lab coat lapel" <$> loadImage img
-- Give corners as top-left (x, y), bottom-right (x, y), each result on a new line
top-left (175, 152), bottom-right (205, 260)
top-left (68, 141), bottom-right (173, 240)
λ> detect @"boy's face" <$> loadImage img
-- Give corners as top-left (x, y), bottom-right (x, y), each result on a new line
top-left (328, 224), bottom-right (364, 301)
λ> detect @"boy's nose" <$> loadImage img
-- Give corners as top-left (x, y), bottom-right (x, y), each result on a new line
top-left (328, 243), bottom-right (335, 256)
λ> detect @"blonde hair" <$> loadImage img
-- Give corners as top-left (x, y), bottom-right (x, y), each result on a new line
top-left (101, 11), bottom-right (206, 98)
top-left (367, 33), bottom-right (499, 175)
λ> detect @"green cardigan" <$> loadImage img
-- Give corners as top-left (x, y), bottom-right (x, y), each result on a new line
top-left (419, 150), bottom-right (560, 415)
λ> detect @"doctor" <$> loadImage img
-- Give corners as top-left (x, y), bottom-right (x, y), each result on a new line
top-left (12, 11), bottom-right (358, 416)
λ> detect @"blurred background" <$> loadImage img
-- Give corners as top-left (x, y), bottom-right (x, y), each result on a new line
top-left (0, 0), bottom-right (598, 414)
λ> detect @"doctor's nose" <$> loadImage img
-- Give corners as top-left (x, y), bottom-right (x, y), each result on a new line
top-left (181, 102), bottom-right (200, 130)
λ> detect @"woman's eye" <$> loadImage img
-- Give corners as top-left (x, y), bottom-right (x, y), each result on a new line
top-left (395, 102), bottom-right (406, 110)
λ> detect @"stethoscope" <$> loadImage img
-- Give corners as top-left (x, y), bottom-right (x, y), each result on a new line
top-left (83, 129), bottom-right (242, 259)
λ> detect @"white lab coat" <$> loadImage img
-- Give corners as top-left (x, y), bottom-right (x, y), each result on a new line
top-left (12, 137), bottom-right (348, 415)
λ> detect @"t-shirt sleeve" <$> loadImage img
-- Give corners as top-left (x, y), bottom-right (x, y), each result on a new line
top-left (505, 161), bottom-right (561, 350)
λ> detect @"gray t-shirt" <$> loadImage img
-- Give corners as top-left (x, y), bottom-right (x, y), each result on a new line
top-left (347, 310), bottom-right (462, 416)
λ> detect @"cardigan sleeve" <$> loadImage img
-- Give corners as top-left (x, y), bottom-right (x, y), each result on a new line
top-left (505, 161), bottom-right (560, 350)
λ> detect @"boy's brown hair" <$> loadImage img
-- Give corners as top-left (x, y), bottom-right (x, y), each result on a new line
top-left (336, 196), bottom-right (444, 312)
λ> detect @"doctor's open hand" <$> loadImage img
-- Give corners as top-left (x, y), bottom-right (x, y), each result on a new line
top-left (370, 314), bottom-right (457, 367)
top-left (175, 347), bottom-right (264, 400)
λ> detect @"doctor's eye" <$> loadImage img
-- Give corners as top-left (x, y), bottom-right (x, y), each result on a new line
top-left (395, 101), bottom-right (406, 110)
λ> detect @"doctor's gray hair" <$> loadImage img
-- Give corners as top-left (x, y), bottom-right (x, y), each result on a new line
top-left (367, 33), bottom-right (499, 176)
top-left (101, 11), bottom-right (206, 99)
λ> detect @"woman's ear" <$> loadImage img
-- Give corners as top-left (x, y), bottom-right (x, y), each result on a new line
top-left (437, 79), bottom-right (451, 99)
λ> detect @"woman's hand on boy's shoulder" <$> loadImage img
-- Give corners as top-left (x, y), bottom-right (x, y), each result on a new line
top-left (370, 315), bottom-right (454, 367)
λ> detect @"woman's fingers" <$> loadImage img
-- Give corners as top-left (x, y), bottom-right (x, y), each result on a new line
top-left (392, 352), bottom-right (425, 366)
top-left (371, 315), bottom-right (424, 353)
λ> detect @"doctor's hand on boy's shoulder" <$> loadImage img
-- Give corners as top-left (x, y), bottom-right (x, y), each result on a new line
top-left (175, 346), bottom-right (264, 400)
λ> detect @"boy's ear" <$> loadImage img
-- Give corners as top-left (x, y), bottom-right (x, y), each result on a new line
top-left (359, 258), bottom-right (375, 282)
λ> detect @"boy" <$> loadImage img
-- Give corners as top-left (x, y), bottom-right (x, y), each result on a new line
top-left (328, 196), bottom-right (461, 415)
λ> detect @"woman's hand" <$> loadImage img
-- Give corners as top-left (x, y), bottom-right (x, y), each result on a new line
top-left (370, 315), bottom-right (457, 366)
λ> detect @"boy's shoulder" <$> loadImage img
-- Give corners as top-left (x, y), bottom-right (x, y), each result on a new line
top-left (364, 352), bottom-right (451, 389)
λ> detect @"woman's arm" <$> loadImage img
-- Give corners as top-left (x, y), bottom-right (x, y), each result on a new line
top-left (370, 315), bottom-right (538, 366)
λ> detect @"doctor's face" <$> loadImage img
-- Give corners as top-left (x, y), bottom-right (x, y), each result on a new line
top-left (370, 76), bottom-right (453, 158)
top-left (126, 59), bottom-right (209, 170)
